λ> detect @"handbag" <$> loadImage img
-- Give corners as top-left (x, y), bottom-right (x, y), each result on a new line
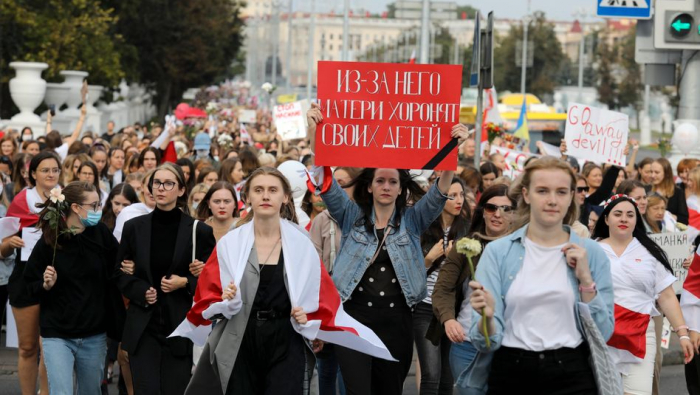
top-left (578, 302), bottom-right (623, 395)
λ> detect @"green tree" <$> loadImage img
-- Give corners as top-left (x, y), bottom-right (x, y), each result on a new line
top-left (105, 0), bottom-right (245, 118)
top-left (595, 37), bottom-right (616, 109)
top-left (456, 5), bottom-right (479, 19)
top-left (492, 11), bottom-right (564, 98)
top-left (617, 26), bottom-right (642, 113)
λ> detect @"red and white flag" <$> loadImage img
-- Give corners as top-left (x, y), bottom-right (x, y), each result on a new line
top-left (409, 49), bottom-right (416, 64)
top-left (687, 196), bottom-right (700, 238)
top-left (239, 122), bottom-right (253, 145)
top-left (681, 249), bottom-right (700, 332)
top-left (170, 219), bottom-right (395, 361)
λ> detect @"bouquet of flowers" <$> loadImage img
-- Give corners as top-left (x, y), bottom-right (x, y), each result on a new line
top-left (456, 237), bottom-right (490, 348)
top-left (485, 122), bottom-right (502, 144)
top-left (217, 133), bottom-right (234, 151)
top-left (261, 82), bottom-right (277, 94)
top-left (205, 102), bottom-right (218, 116)
top-left (657, 138), bottom-right (671, 158)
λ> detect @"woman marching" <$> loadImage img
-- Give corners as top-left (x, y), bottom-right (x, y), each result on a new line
top-left (469, 156), bottom-right (615, 394)
top-left (175, 167), bottom-right (393, 395)
top-left (592, 194), bottom-right (694, 395)
top-left (429, 184), bottom-right (516, 395)
top-left (114, 163), bottom-right (216, 394)
top-left (306, 104), bottom-right (468, 394)
top-left (23, 182), bottom-right (125, 394)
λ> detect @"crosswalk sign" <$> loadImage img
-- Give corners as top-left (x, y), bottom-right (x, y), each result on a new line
top-left (597, 0), bottom-right (652, 19)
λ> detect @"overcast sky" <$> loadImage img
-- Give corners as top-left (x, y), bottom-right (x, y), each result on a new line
top-left (296, 0), bottom-right (605, 21)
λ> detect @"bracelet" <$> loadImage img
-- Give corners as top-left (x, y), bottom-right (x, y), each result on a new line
top-left (579, 282), bottom-right (596, 293)
top-left (680, 335), bottom-right (691, 341)
top-left (674, 325), bottom-right (690, 333)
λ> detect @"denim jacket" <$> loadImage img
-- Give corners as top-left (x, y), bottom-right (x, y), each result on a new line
top-left (323, 177), bottom-right (448, 307)
top-left (466, 225), bottom-right (614, 389)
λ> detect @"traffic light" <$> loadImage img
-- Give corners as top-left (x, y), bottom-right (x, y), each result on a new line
top-left (655, 0), bottom-right (700, 49)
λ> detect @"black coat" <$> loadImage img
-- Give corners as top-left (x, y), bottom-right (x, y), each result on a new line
top-left (114, 210), bottom-right (216, 356)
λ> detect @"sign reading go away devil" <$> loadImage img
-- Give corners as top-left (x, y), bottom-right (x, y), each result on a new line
top-left (315, 61), bottom-right (463, 170)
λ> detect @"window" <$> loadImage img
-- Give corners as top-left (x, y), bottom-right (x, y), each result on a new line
top-left (330, 44), bottom-right (333, 50)
top-left (330, 34), bottom-right (334, 40)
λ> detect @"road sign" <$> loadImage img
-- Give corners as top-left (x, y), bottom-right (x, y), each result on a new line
top-left (597, 0), bottom-right (652, 19)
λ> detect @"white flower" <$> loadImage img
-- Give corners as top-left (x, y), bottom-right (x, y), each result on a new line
top-left (217, 134), bottom-right (233, 146)
top-left (49, 187), bottom-right (64, 204)
top-left (456, 237), bottom-right (482, 258)
top-left (677, 223), bottom-right (688, 231)
top-left (261, 82), bottom-right (273, 93)
top-left (206, 102), bottom-right (218, 113)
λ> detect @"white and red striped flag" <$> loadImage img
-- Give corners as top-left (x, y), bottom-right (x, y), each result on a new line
top-left (687, 195), bottom-right (700, 238)
top-left (409, 49), bottom-right (416, 64)
top-left (170, 219), bottom-right (395, 361)
top-left (681, 249), bottom-right (700, 332)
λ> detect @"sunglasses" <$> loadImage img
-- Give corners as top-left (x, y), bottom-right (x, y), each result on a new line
top-left (576, 186), bottom-right (590, 193)
top-left (483, 203), bottom-right (515, 214)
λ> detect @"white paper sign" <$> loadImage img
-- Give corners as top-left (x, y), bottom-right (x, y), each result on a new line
top-left (6, 301), bottom-right (17, 348)
top-left (650, 232), bottom-right (693, 294)
top-left (274, 101), bottom-right (307, 141)
top-left (238, 109), bottom-right (257, 124)
top-left (20, 227), bottom-right (42, 261)
top-left (564, 103), bottom-right (629, 166)
top-left (489, 145), bottom-right (539, 179)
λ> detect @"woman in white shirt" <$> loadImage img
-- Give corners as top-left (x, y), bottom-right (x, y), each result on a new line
top-left (592, 194), bottom-right (694, 395)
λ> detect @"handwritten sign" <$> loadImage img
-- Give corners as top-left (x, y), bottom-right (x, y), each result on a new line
top-left (651, 232), bottom-right (693, 294)
top-left (316, 61), bottom-right (463, 170)
top-left (489, 145), bottom-right (539, 179)
top-left (564, 103), bottom-right (628, 166)
top-left (239, 109), bottom-right (257, 124)
top-left (274, 101), bottom-right (307, 141)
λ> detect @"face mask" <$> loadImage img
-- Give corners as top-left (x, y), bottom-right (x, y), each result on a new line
top-left (196, 150), bottom-right (209, 158)
top-left (22, 134), bottom-right (32, 142)
top-left (192, 201), bottom-right (200, 210)
top-left (80, 210), bottom-right (102, 227)
top-left (137, 131), bottom-right (144, 140)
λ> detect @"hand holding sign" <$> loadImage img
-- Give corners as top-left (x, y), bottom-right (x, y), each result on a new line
top-left (564, 103), bottom-right (629, 166)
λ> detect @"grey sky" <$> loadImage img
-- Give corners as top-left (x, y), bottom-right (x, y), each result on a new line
top-left (298, 0), bottom-right (606, 21)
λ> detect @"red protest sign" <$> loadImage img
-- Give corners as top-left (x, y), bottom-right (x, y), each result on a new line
top-left (315, 61), bottom-right (463, 170)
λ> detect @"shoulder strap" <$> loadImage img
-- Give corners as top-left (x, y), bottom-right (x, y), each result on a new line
top-left (192, 219), bottom-right (199, 262)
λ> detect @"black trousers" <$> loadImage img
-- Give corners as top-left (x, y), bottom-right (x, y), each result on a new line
top-left (228, 315), bottom-right (305, 395)
top-left (129, 329), bottom-right (192, 395)
top-left (336, 301), bottom-right (414, 395)
top-left (686, 354), bottom-right (700, 395)
top-left (487, 344), bottom-right (597, 395)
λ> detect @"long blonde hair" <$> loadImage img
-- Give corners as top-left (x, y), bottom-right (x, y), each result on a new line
top-left (237, 167), bottom-right (297, 227)
top-left (509, 156), bottom-right (579, 230)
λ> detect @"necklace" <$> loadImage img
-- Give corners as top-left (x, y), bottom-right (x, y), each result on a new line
top-left (259, 237), bottom-right (281, 271)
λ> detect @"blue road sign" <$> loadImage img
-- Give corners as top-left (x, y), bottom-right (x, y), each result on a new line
top-left (597, 0), bottom-right (652, 19)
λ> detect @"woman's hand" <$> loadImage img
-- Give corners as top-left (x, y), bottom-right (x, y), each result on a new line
top-left (451, 124), bottom-right (472, 144)
top-left (425, 241), bottom-right (445, 266)
top-left (312, 339), bottom-right (324, 353)
top-left (120, 260), bottom-right (135, 275)
top-left (6, 236), bottom-right (24, 249)
top-left (469, 281), bottom-right (494, 319)
top-left (222, 281), bottom-right (237, 300)
top-left (560, 139), bottom-right (568, 155)
top-left (444, 319), bottom-right (466, 343)
top-left (189, 259), bottom-right (205, 277)
top-left (291, 307), bottom-right (308, 325)
top-left (683, 252), bottom-right (694, 270)
top-left (145, 287), bottom-right (157, 305)
top-left (43, 266), bottom-right (57, 291)
top-left (681, 335), bottom-right (695, 364)
top-left (562, 243), bottom-right (593, 286)
top-left (691, 331), bottom-right (700, 354)
top-left (161, 275), bottom-right (187, 293)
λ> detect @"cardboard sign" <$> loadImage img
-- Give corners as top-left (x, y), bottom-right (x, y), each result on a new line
top-left (239, 109), bottom-right (257, 124)
top-left (564, 103), bottom-right (629, 166)
top-left (489, 145), bottom-right (539, 179)
top-left (316, 61), bottom-right (463, 170)
top-left (650, 232), bottom-right (693, 294)
top-left (274, 101), bottom-right (307, 140)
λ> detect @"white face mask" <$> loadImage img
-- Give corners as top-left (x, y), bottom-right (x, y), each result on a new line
top-left (196, 149), bottom-right (209, 158)
top-left (192, 201), bottom-right (200, 210)
top-left (22, 134), bottom-right (32, 142)
top-left (137, 131), bottom-right (144, 140)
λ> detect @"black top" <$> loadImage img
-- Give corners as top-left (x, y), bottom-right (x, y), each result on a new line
top-left (348, 228), bottom-right (403, 309)
top-left (253, 251), bottom-right (291, 313)
top-left (24, 223), bottom-right (122, 339)
top-left (667, 185), bottom-right (689, 225)
top-left (150, 207), bottom-right (181, 295)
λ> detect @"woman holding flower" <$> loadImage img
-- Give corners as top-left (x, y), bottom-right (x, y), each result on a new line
top-left (23, 182), bottom-right (124, 395)
top-left (469, 156), bottom-right (615, 394)
top-left (429, 184), bottom-right (515, 395)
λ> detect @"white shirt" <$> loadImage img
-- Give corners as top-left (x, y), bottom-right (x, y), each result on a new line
top-left (113, 203), bottom-right (154, 242)
top-left (55, 143), bottom-right (69, 161)
top-left (502, 237), bottom-right (583, 351)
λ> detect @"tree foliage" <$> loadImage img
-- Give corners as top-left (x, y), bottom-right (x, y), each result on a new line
top-left (617, 26), bottom-right (642, 111)
top-left (595, 37), bottom-right (617, 109)
top-left (492, 11), bottom-right (565, 97)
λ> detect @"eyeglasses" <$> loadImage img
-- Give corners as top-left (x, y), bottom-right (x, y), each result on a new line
top-left (38, 168), bottom-right (61, 175)
top-left (153, 180), bottom-right (177, 191)
top-left (483, 203), bottom-right (515, 214)
top-left (79, 201), bottom-right (102, 213)
top-left (576, 186), bottom-right (590, 193)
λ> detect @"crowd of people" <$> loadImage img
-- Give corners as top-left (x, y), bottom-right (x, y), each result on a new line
top-left (0, 83), bottom-right (699, 395)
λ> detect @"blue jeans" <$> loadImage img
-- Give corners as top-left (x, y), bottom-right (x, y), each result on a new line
top-left (413, 302), bottom-right (453, 395)
top-left (316, 345), bottom-right (346, 395)
top-left (42, 333), bottom-right (107, 395)
top-left (449, 340), bottom-right (486, 395)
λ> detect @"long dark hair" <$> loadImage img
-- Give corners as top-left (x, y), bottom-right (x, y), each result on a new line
top-left (78, 161), bottom-right (102, 200)
top-left (469, 184), bottom-right (515, 238)
top-left (592, 195), bottom-right (673, 273)
top-left (176, 158), bottom-right (196, 192)
top-left (36, 182), bottom-right (96, 248)
top-left (423, 177), bottom-right (471, 247)
top-left (195, 181), bottom-right (239, 220)
top-left (101, 183), bottom-right (138, 231)
top-left (346, 168), bottom-right (425, 233)
top-left (138, 147), bottom-right (161, 168)
top-left (148, 163), bottom-right (190, 212)
top-left (28, 151), bottom-right (60, 187)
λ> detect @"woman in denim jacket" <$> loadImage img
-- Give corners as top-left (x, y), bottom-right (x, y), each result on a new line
top-left (306, 104), bottom-right (469, 394)
top-left (469, 157), bottom-right (615, 394)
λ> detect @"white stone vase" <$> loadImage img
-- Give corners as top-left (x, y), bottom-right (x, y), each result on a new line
top-left (87, 85), bottom-right (104, 113)
top-left (59, 70), bottom-right (89, 111)
top-left (9, 62), bottom-right (49, 124)
top-left (44, 83), bottom-right (71, 110)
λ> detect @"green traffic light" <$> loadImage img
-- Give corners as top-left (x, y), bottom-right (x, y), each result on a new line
top-left (672, 19), bottom-right (691, 32)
